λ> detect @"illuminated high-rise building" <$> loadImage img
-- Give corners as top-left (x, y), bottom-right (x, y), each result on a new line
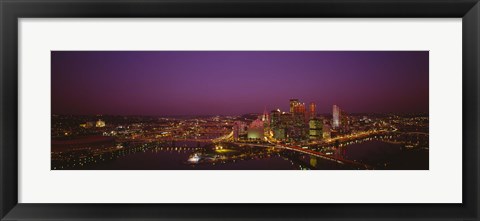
top-left (340, 109), bottom-right (350, 130)
top-left (332, 105), bottom-right (341, 128)
top-left (262, 106), bottom-right (269, 124)
top-left (290, 99), bottom-right (306, 116)
top-left (309, 102), bottom-right (316, 119)
top-left (323, 123), bottom-right (331, 139)
top-left (309, 118), bottom-right (323, 140)
top-left (293, 103), bottom-right (306, 114)
top-left (287, 99), bottom-right (307, 140)
top-left (289, 99), bottom-right (300, 113)
top-left (272, 99), bottom-right (310, 141)
top-left (270, 109), bottom-right (281, 128)
top-left (270, 109), bottom-right (286, 140)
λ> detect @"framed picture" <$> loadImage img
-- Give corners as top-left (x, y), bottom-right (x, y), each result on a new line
top-left (1, 0), bottom-right (479, 220)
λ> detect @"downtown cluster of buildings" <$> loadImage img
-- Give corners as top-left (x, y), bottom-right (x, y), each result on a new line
top-left (51, 104), bottom-right (429, 169)
top-left (233, 99), bottom-right (350, 142)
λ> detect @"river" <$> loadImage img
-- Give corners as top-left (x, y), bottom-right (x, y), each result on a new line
top-left (74, 141), bottom-right (428, 170)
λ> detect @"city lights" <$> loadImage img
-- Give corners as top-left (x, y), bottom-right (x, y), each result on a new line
top-left (51, 99), bottom-right (428, 170)
top-left (51, 51), bottom-right (429, 170)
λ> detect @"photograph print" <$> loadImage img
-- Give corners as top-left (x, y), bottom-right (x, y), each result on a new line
top-left (51, 51), bottom-right (429, 170)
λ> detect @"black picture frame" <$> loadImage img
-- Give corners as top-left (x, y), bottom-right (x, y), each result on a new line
top-left (1, 0), bottom-right (479, 220)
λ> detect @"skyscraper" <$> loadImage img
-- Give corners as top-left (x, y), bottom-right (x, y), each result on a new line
top-left (262, 106), bottom-right (269, 124)
top-left (340, 109), bottom-right (350, 131)
top-left (309, 118), bottom-right (323, 140)
top-left (293, 103), bottom-right (306, 114)
top-left (322, 123), bottom-right (331, 139)
top-left (290, 99), bottom-right (306, 115)
top-left (270, 109), bottom-right (281, 129)
top-left (289, 99), bottom-right (300, 113)
top-left (309, 102), bottom-right (316, 119)
top-left (332, 105), bottom-right (341, 128)
top-left (270, 109), bottom-right (286, 140)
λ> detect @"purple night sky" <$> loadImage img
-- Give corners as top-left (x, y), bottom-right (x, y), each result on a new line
top-left (51, 51), bottom-right (428, 116)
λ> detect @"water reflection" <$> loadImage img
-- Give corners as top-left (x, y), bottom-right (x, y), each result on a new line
top-left (58, 140), bottom-right (427, 170)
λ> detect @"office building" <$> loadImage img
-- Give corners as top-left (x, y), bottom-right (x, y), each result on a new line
top-left (332, 105), bottom-right (341, 128)
top-left (290, 99), bottom-right (300, 113)
top-left (309, 102), bottom-right (316, 119)
top-left (309, 117), bottom-right (323, 140)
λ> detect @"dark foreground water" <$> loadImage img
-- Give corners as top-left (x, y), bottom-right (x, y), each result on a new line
top-left (72, 141), bottom-right (428, 170)
top-left (81, 148), bottom-right (299, 170)
top-left (342, 141), bottom-right (429, 170)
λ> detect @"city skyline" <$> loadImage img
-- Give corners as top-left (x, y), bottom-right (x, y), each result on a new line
top-left (52, 51), bottom-right (429, 116)
top-left (51, 51), bottom-right (429, 170)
